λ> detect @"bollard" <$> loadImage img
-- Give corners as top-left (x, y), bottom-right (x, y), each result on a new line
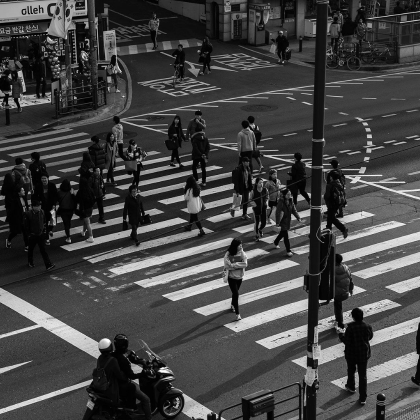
top-left (299, 36), bottom-right (303, 52)
top-left (5, 105), bottom-right (10, 126)
top-left (376, 393), bottom-right (386, 420)
top-left (207, 412), bottom-right (217, 420)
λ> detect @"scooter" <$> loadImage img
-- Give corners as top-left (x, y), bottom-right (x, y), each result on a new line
top-left (82, 339), bottom-right (184, 420)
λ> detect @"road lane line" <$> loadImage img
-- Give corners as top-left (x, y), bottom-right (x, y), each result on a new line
top-left (386, 276), bottom-right (420, 293)
top-left (0, 128), bottom-right (72, 146)
top-left (0, 325), bottom-right (41, 340)
top-left (159, 184), bottom-right (232, 205)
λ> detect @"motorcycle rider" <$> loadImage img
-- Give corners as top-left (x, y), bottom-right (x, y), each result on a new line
top-left (96, 338), bottom-right (137, 409)
top-left (112, 334), bottom-right (153, 420)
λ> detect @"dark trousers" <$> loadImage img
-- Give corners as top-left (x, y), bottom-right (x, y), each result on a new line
top-left (60, 210), bottom-right (73, 238)
top-left (117, 143), bottom-right (124, 160)
top-left (132, 164), bottom-right (141, 187)
top-left (415, 356), bottom-right (420, 381)
top-left (44, 209), bottom-right (53, 237)
top-left (2, 93), bottom-right (9, 106)
top-left (254, 207), bottom-right (267, 234)
top-left (96, 197), bottom-right (104, 220)
top-left (130, 223), bottom-right (139, 242)
top-left (13, 98), bottom-right (20, 109)
top-left (274, 230), bottom-right (291, 252)
top-left (36, 78), bottom-right (46, 97)
top-left (326, 205), bottom-right (346, 233)
top-left (228, 277), bottom-right (243, 315)
top-left (150, 30), bottom-right (157, 47)
top-left (171, 148), bottom-right (181, 164)
top-left (192, 158), bottom-right (206, 183)
top-left (28, 234), bottom-right (52, 267)
top-left (175, 64), bottom-right (184, 79)
top-left (334, 299), bottom-right (344, 328)
top-left (240, 151), bottom-right (253, 173)
top-left (331, 37), bottom-right (339, 50)
top-left (346, 359), bottom-right (368, 400)
top-left (242, 189), bottom-right (250, 216)
top-left (202, 60), bottom-right (211, 73)
top-left (277, 48), bottom-right (286, 61)
top-left (107, 165), bottom-right (115, 183)
top-left (292, 179), bottom-right (311, 205)
top-left (187, 213), bottom-right (202, 230)
top-left (8, 225), bottom-right (28, 246)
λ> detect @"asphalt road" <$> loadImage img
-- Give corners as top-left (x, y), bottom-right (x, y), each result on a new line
top-left (1, 8), bottom-right (420, 420)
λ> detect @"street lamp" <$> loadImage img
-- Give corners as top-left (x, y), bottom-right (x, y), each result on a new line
top-left (305, 0), bottom-right (329, 418)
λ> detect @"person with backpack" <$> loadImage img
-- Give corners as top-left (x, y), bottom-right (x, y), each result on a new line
top-left (324, 172), bottom-right (348, 238)
top-left (249, 177), bottom-right (269, 241)
top-left (11, 157), bottom-right (33, 199)
top-left (248, 116), bottom-right (264, 173)
top-left (326, 159), bottom-right (346, 218)
top-left (107, 55), bottom-right (122, 93)
top-left (334, 253), bottom-right (354, 333)
top-left (29, 152), bottom-right (48, 186)
top-left (88, 135), bottom-right (107, 176)
top-left (191, 125), bottom-right (210, 187)
top-left (5, 186), bottom-right (29, 251)
top-left (112, 116), bottom-right (125, 160)
top-left (0, 70), bottom-right (12, 108)
top-left (237, 120), bottom-right (257, 174)
top-left (288, 152), bottom-right (311, 207)
top-left (231, 157), bottom-right (253, 220)
top-left (24, 199), bottom-right (55, 270)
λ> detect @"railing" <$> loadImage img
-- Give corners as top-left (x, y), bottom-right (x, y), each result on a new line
top-left (54, 81), bottom-right (107, 118)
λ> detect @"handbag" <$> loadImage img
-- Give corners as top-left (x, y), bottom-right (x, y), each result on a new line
top-left (124, 160), bottom-right (137, 172)
top-left (139, 214), bottom-right (152, 225)
top-left (232, 193), bottom-right (242, 210)
top-left (198, 54), bottom-right (205, 63)
top-left (270, 44), bottom-right (277, 54)
top-left (165, 139), bottom-right (177, 150)
top-left (222, 269), bottom-right (229, 283)
top-left (122, 220), bottom-right (129, 231)
top-left (49, 207), bottom-right (57, 226)
top-left (285, 48), bottom-right (292, 61)
top-left (200, 197), bottom-right (206, 211)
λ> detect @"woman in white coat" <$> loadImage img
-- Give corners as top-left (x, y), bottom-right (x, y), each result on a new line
top-left (183, 176), bottom-right (205, 237)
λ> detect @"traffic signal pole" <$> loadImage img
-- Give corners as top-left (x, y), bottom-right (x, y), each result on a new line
top-left (305, 1), bottom-right (329, 419)
top-left (87, 0), bottom-right (98, 108)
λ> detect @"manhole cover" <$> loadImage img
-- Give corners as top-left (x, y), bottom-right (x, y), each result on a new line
top-left (147, 115), bottom-right (165, 121)
top-left (97, 131), bottom-right (138, 140)
top-left (241, 105), bottom-right (278, 112)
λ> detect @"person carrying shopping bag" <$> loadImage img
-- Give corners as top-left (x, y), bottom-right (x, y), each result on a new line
top-left (249, 177), bottom-right (269, 242)
top-left (125, 139), bottom-right (148, 188)
top-left (223, 238), bottom-right (248, 321)
top-left (183, 176), bottom-right (206, 237)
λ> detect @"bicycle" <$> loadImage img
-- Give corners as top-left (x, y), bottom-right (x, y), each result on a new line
top-left (326, 46), bottom-right (361, 71)
top-left (172, 63), bottom-right (183, 88)
top-left (370, 44), bottom-right (393, 63)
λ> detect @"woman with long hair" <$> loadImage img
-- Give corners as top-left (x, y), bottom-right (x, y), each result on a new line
top-left (224, 238), bottom-right (248, 321)
top-left (107, 54), bottom-right (122, 93)
top-left (264, 169), bottom-right (282, 224)
top-left (167, 115), bottom-right (185, 168)
top-left (11, 70), bottom-right (23, 112)
top-left (198, 37), bottom-right (213, 75)
top-left (250, 177), bottom-right (269, 242)
top-left (76, 176), bottom-right (96, 243)
top-left (183, 176), bottom-right (205, 237)
top-left (125, 139), bottom-right (147, 188)
top-left (105, 132), bottom-right (118, 185)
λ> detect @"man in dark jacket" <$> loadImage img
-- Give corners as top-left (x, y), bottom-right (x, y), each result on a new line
top-left (172, 44), bottom-right (186, 81)
top-left (412, 323), bottom-right (420, 386)
top-left (186, 110), bottom-right (206, 141)
top-left (326, 159), bottom-right (346, 218)
top-left (339, 308), bottom-right (373, 405)
top-left (324, 172), bottom-right (348, 238)
top-left (232, 157), bottom-right (253, 220)
top-left (29, 152), bottom-right (48, 186)
top-left (288, 152), bottom-right (311, 206)
top-left (123, 185), bottom-right (145, 246)
top-left (24, 199), bottom-right (54, 270)
top-left (191, 126), bottom-right (210, 187)
top-left (32, 56), bottom-right (46, 98)
top-left (88, 135), bottom-right (107, 174)
top-left (274, 31), bottom-right (289, 64)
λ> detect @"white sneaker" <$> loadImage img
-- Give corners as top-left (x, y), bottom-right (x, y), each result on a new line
top-left (116, 89), bottom-right (121, 93)
top-left (80, 229), bottom-right (86, 237)
top-left (65, 237), bottom-right (71, 244)
top-left (286, 251), bottom-right (293, 257)
top-left (273, 242), bottom-right (280, 249)
top-left (85, 237), bottom-right (94, 243)
top-left (267, 218), bottom-right (273, 225)
top-left (236, 314), bottom-right (242, 321)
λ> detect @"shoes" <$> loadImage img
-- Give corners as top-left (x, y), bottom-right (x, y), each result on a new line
top-left (267, 218), bottom-right (273, 225)
top-left (242, 214), bottom-right (251, 220)
top-left (273, 242), bottom-right (280, 249)
top-left (65, 237), bottom-right (71, 244)
top-left (85, 237), bottom-right (94, 243)
top-left (116, 89), bottom-right (121, 93)
top-left (343, 228), bottom-right (349, 239)
top-left (230, 209), bottom-right (235, 217)
top-left (112, 182), bottom-right (118, 186)
top-left (255, 235), bottom-right (260, 242)
top-left (37, 95), bottom-right (41, 99)
top-left (258, 229), bottom-right (264, 237)
top-left (411, 376), bottom-right (420, 386)
top-left (107, 87), bottom-right (110, 93)
top-left (198, 229), bottom-right (206, 237)
top-left (345, 385), bottom-right (356, 393)
top-left (259, 166), bottom-right (264, 173)
top-left (200, 182), bottom-right (206, 187)
top-left (135, 240), bottom-right (140, 246)
top-left (179, 164), bottom-right (184, 168)
top-left (236, 314), bottom-right (242, 321)
top-left (337, 212), bottom-right (344, 218)
top-left (198, 71), bottom-right (204, 76)
top-left (18, 108), bottom-right (23, 113)
top-left (208, 70), bottom-right (211, 74)
top-left (359, 399), bottom-right (366, 406)
top-left (169, 162), bottom-right (176, 167)
top-left (24, 246), bottom-right (28, 252)
top-left (45, 239), bottom-right (51, 246)
top-left (46, 264), bottom-right (55, 271)
top-left (28, 262), bottom-right (35, 268)
top-left (286, 251), bottom-right (293, 257)
top-left (231, 305), bottom-right (236, 313)
top-left (6, 240), bottom-right (11, 249)
top-left (98, 219), bottom-right (107, 224)
top-left (81, 229), bottom-right (87, 237)
top-left (184, 226), bottom-right (192, 232)
top-left (49, 231), bottom-right (53, 237)
top-left (278, 59), bottom-right (281, 63)
top-left (281, 60), bottom-right (285, 64)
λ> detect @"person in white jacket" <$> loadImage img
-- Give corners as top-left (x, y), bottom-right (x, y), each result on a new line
top-left (183, 176), bottom-right (205, 237)
top-left (237, 120), bottom-right (256, 174)
top-left (224, 238), bottom-right (248, 321)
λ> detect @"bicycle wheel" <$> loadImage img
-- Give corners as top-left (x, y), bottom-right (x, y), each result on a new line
top-left (326, 54), bottom-right (339, 69)
top-left (360, 51), bottom-right (374, 64)
top-left (347, 56), bottom-right (361, 71)
top-left (172, 70), bottom-right (178, 88)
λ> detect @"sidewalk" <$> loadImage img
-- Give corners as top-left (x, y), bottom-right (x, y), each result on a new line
top-left (0, 76), bottom-right (128, 139)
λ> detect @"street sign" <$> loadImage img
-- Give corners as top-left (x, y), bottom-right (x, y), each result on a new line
top-left (103, 30), bottom-right (117, 61)
top-left (225, 1), bottom-right (231, 13)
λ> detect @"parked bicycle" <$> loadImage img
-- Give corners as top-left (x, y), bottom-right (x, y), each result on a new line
top-left (326, 47), bottom-right (361, 71)
top-left (359, 41), bottom-right (393, 64)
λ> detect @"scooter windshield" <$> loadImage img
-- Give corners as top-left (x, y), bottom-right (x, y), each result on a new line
top-left (137, 339), bottom-right (164, 363)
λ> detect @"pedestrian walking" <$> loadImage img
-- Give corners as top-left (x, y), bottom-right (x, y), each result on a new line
top-left (248, 116), bottom-right (264, 172)
top-left (29, 152), bottom-right (48, 186)
top-left (88, 135), bottom-right (107, 176)
top-left (76, 177), bottom-right (96, 243)
top-left (338, 307), bottom-right (374, 405)
top-left (330, 16), bottom-right (341, 51)
top-left (123, 185), bottom-right (144, 246)
top-left (57, 179), bottom-right (76, 244)
top-left (148, 12), bottom-right (160, 49)
top-left (89, 167), bottom-right (106, 224)
top-left (288, 152), bottom-right (311, 206)
top-left (33, 172), bottom-right (58, 245)
top-left (198, 37), bottom-right (213, 75)
top-left (411, 323), bottom-right (420, 386)
top-left (273, 31), bottom-right (289, 64)
top-left (105, 132), bottom-right (118, 185)
top-left (11, 157), bottom-right (33, 198)
top-left (191, 126), bottom-right (210, 187)
top-left (231, 157), bottom-right (253, 220)
top-left (78, 152), bottom-right (95, 179)
top-left (5, 186), bottom-right (29, 251)
top-left (186, 110), bottom-right (206, 141)
top-left (265, 169), bottom-right (282, 224)
top-left (112, 116), bottom-right (125, 160)
top-left (223, 238), bottom-right (248, 321)
top-left (167, 115), bottom-right (186, 168)
top-left (24, 199), bottom-right (55, 270)
top-left (171, 44), bottom-right (185, 81)
top-left (0, 70), bottom-right (12, 108)
top-left (326, 159), bottom-right (346, 218)
top-left (273, 188), bottom-right (302, 257)
top-left (324, 171), bottom-right (348, 238)
top-left (334, 253), bottom-right (354, 333)
top-left (249, 177), bottom-right (268, 241)
top-left (237, 120), bottom-right (257, 174)
top-left (183, 176), bottom-right (206, 237)
top-left (11, 70), bottom-right (23, 112)
top-left (106, 55), bottom-right (122, 93)
top-left (125, 139), bottom-right (147, 188)
top-left (33, 55), bottom-right (46, 98)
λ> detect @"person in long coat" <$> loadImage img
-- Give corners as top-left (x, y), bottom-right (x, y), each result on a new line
top-left (167, 115), bottom-right (185, 168)
top-left (123, 185), bottom-right (144, 246)
top-left (11, 70), bottom-right (23, 112)
top-left (105, 132), bottom-right (118, 185)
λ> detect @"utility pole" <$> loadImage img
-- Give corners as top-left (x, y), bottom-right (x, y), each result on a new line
top-left (63, 0), bottom-right (72, 93)
top-left (87, 0), bottom-right (98, 108)
top-left (305, 0), bottom-right (329, 418)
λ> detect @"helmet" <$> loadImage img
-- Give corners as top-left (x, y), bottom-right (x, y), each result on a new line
top-left (98, 338), bottom-right (113, 354)
top-left (114, 334), bottom-right (129, 352)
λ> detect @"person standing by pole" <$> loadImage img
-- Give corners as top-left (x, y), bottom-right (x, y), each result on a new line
top-left (149, 13), bottom-right (160, 50)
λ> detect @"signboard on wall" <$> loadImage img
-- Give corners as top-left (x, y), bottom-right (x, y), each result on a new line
top-left (0, 21), bottom-right (50, 35)
top-left (231, 13), bottom-right (245, 39)
top-left (103, 30), bottom-right (117, 61)
top-left (269, 6), bottom-right (281, 19)
top-left (225, 1), bottom-right (231, 12)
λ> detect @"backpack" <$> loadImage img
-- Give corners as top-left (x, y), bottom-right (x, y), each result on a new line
top-left (332, 184), bottom-right (346, 207)
top-left (250, 125), bottom-right (262, 144)
top-left (91, 358), bottom-right (112, 392)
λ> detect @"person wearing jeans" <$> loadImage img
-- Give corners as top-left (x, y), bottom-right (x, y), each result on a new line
top-left (191, 127), bottom-right (210, 187)
top-left (148, 13), bottom-right (159, 49)
top-left (249, 177), bottom-right (268, 242)
top-left (339, 308), bottom-right (374, 405)
top-left (224, 238), bottom-right (248, 321)
top-left (334, 254), bottom-right (353, 332)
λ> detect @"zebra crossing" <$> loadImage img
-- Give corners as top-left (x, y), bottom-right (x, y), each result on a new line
top-left (1, 127), bottom-right (420, 395)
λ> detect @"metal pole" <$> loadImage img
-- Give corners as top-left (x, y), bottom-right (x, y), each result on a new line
top-left (305, 0), bottom-right (328, 419)
top-left (87, 0), bottom-right (98, 109)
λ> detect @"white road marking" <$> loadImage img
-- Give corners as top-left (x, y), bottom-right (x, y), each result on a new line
top-left (159, 184), bottom-right (232, 205)
top-left (302, 102), bottom-right (312, 105)
top-left (327, 95), bottom-right (343, 98)
top-left (386, 276), bottom-right (420, 293)
top-left (393, 141), bottom-right (407, 145)
top-left (382, 114), bottom-right (397, 117)
top-left (0, 362), bottom-right (32, 375)
top-left (0, 128), bottom-right (72, 146)
top-left (408, 171), bottom-right (420, 175)
top-left (384, 140), bottom-right (396, 143)
top-left (406, 109), bottom-right (419, 112)
top-left (339, 150), bottom-right (351, 153)
top-left (0, 325), bottom-right (41, 340)
top-left (286, 97), bottom-right (296, 100)
top-left (391, 98), bottom-right (406, 100)
top-left (333, 123), bottom-right (347, 127)
top-left (339, 112), bottom-right (349, 115)
top-left (406, 135), bottom-right (419, 139)
top-left (257, 300), bottom-right (400, 349)
top-left (348, 151), bottom-right (361, 155)
top-left (7, 137), bottom-right (89, 156)
top-left (283, 133), bottom-right (297, 136)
